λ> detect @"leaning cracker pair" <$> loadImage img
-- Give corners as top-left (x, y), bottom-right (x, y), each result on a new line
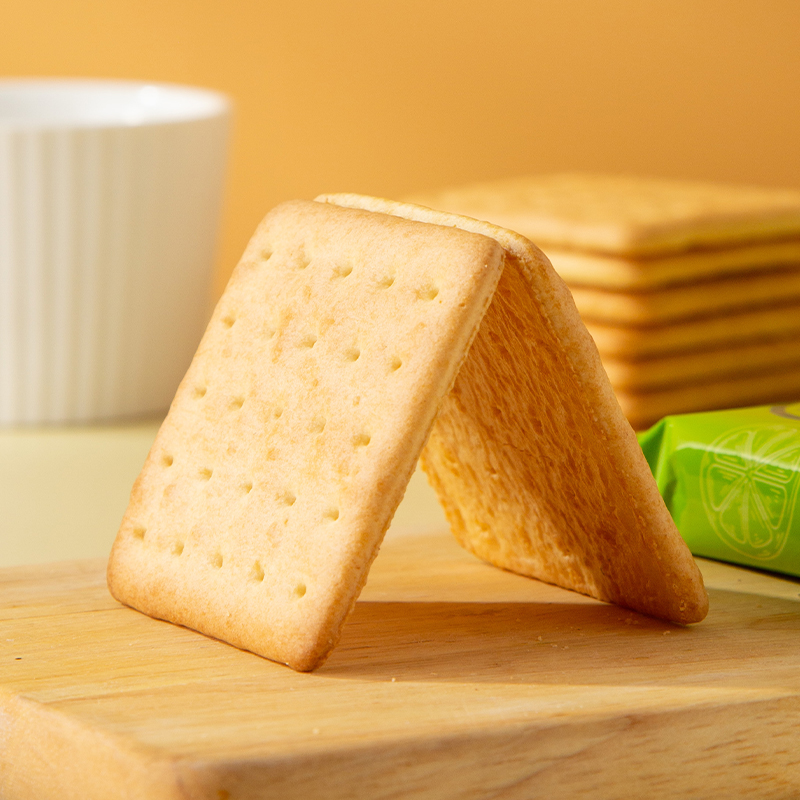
top-left (108, 196), bottom-right (707, 671)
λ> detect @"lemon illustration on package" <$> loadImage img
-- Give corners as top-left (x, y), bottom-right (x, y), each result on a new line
top-left (639, 403), bottom-right (800, 577)
top-left (700, 425), bottom-right (800, 560)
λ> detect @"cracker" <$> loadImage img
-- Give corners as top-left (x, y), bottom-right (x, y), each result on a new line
top-left (408, 173), bottom-right (800, 258)
top-left (570, 267), bottom-right (800, 325)
top-left (546, 239), bottom-right (800, 290)
top-left (616, 365), bottom-right (800, 431)
top-left (586, 303), bottom-right (800, 359)
top-left (602, 336), bottom-right (800, 391)
top-left (107, 199), bottom-right (504, 671)
top-left (318, 194), bottom-right (709, 626)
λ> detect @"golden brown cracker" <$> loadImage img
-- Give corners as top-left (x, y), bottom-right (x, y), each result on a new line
top-left (601, 337), bottom-right (800, 391)
top-left (547, 239), bottom-right (800, 290)
top-left (570, 267), bottom-right (800, 325)
top-left (616, 366), bottom-right (800, 431)
top-left (108, 199), bottom-right (504, 671)
top-left (408, 173), bottom-right (800, 258)
top-left (585, 303), bottom-right (800, 359)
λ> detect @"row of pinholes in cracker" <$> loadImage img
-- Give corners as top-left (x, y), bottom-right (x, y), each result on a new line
top-left (129, 521), bottom-right (311, 601)
top-left (119, 224), bottom-right (452, 562)
top-left (207, 235), bottom-right (444, 377)
top-left (236, 237), bottom-right (442, 304)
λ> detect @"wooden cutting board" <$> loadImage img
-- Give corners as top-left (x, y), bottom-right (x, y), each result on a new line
top-left (1, 529), bottom-right (799, 800)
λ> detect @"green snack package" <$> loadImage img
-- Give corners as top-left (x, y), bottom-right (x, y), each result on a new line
top-left (638, 403), bottom-right (800, 578)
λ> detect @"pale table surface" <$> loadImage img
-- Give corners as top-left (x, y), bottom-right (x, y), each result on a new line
top-left (0, 420), bottom-right (447, 568)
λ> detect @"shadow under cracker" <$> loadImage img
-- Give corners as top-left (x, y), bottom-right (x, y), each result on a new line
top-left (319, 589), bottom-right (800, 685)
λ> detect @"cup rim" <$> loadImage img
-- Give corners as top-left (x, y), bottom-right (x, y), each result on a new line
top-left (0, 78), bottom-right (231, 130)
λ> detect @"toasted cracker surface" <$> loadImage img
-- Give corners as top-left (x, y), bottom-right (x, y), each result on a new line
top-left (408, 174), bottom-right (800, 258)
top-left (108, 199), bottom-right (503, 671)
top-left (318, 194), bottom-right (709, 625)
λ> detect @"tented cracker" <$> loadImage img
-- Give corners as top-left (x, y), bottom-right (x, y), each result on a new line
top-left (108, 200), bottom-right (504, 671)
top-left (319, 194), bottom-right (708, 627)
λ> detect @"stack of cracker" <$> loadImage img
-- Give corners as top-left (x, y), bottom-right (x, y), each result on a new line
top-left (108, 195), bottom-right (707, 671)
top-left (409, 174), bottom-right (800, 429)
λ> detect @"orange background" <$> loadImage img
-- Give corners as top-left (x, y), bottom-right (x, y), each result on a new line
top-left (3, 1), bottom-right (799, 296)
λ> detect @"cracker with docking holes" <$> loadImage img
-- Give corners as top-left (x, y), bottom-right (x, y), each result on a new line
top-left (108, 199), bottom-right (504, 671)
top-left (318, 194), bottom-right (708, 628)
top-left (110, 196), bottom-right (709, 671)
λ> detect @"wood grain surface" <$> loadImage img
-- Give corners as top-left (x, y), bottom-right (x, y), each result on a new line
top-left (1, 530), bottom-right (799, 799)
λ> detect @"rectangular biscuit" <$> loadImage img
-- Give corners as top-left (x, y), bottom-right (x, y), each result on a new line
top-left (111, 194), bottom-right (710, 672)
top-left (546, 239), bottom-right (800, 290)
top-left (108, 200), bottom-right (504, 671)
top-left (585, 302), bottom-right (800, 359)
top-left (408, 173), bottom-right (800, 259)
top-left (616, 366), bottom-right (800, 431)
top-left (601, 336), bottom-right (800, 391)
top-left (569, 267), bottom-right (800, 325)
top-left (319, 194), bottom-right (708, 628)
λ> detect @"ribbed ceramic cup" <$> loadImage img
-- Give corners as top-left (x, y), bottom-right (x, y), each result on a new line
top-left (0, 79), bottom-right (230, 424)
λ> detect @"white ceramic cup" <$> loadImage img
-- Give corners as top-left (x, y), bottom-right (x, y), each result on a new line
top-left (0, 79), bottom-right (230, 424)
